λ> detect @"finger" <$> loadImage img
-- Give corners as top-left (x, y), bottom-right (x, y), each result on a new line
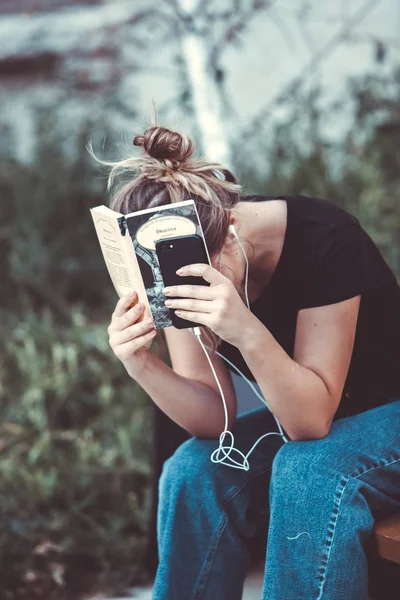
top-left (113, 319), bottom-right (156, 345)
top-left (165, 298), bottom-right (213, 313)
top-left (114, 329), bottom-right (158, 361)
top-left (112, 302), bottom-right (145, 331)
top-left (113, 291), bottom-right (137, 318)
top-left (163, 284), bottom-right (215, 300)
top-left (174, 310), bottom-right (212, 327)
top-left (176, 264), bottom-right (226, 286)
top-left (122, 303), bottom-right (147, 328)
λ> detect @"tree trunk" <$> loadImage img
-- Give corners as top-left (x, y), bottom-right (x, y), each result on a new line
top-left (177, 0), bottom-right (233, 168)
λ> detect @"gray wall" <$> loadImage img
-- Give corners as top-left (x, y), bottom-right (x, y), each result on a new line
top-left (231, 372), bottom-right (264, 416)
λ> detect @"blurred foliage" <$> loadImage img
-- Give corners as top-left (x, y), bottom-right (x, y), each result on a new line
top-left (0, 110), bottom-right (114, 319)
top-left (0, 307), bottom-right (152, 598)
top-left (0, 65), bottom-right (399, 598)
top-left (239, 68), bottom-right (400, 279)
top-left (0, 116), bottom-right (154, 598)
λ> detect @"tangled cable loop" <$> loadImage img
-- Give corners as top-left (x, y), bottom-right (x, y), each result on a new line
top-left (210, 431), bottom-right (251, 471)
top-left (210, 429), bottom-right (283, 471)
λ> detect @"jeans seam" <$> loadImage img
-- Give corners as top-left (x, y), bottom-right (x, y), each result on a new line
top-left (315, 453), bottom-right (400, 599)
top-left (352, 454), bottom-right (400, 480)
top-left (193, 514), bottom-right (228, 600)
top-left (194, 463), bottom-right (273, 599)
top-left (223, 463), bottom-right (274, 503)
top-left (315, 475), bottom-right (350, 600)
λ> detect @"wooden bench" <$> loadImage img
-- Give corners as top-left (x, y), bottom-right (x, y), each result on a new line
top-left (374, 513), bottom-right (400, 565)
top-left (369, 513), bottom-right (400, 600)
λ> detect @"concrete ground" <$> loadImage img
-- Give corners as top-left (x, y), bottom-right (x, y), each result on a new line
top-left (107, 568), bottom-right (264, 600)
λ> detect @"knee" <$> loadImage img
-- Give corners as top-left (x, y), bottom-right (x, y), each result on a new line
top-left (272, 429), bottom-right (355, 479)
top-left (158, 437), bottom-right (220, 501)
top-left (270, 437), bottom-right (340, 499)
top-left (270, 440), bottom-right (374, 542)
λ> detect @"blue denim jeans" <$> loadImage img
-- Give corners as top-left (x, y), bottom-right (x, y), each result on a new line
top-left (153, 399), bottom-right (400, 600)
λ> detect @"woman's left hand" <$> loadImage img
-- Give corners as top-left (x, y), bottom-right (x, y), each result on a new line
top-left (162, 263), bottom-right (253, 347)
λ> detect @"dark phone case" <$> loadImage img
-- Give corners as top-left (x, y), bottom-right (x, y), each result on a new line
top-left (156, 234), bottom-right (210, 329)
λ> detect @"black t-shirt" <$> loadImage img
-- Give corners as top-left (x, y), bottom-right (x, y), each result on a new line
top-left (218, 194), bottom-right (400, 420)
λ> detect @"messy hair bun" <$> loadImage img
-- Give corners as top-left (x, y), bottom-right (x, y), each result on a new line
top-left (133, 126), bottom-right (194, 163)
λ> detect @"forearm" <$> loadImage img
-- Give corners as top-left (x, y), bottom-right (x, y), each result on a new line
top-left (131, 351), bottom-right (226, 439)
top-left (238, 314), bottom-right (333, 440)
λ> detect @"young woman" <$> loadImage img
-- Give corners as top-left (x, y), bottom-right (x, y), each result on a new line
top-left (104, 126), bottom-right (400, 600)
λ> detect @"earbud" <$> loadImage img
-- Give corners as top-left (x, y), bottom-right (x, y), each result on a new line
top-left (228, 223), bottom-right (249, 310)
top-left (228, 223), bottom-right (238, 238)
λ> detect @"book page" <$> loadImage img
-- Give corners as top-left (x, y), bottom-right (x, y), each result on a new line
top-left (90, 207), bottom-right (151, 319)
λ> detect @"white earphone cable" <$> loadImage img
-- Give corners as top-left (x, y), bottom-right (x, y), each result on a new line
top-left (214, 350), bottom-right (287, 441)
top-left (238, 224), bottom-right (250, 310)
top-left (194, 332), bottom-right (284, 471)
top-left (191, 224), bottom-right (288, 471)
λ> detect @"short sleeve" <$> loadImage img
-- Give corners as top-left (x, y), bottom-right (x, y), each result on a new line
top-left (298, 225), bottom-right (369, 309)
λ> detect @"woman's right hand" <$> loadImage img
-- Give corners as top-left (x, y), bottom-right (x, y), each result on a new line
top-left (108, 291), bottom-right (157, 379)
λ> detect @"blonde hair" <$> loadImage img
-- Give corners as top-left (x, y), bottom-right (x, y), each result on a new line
top-left (88, 125), bottom-right (243, 352)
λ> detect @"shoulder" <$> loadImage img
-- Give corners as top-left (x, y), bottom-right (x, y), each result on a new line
top-left (242, 193), bottom-right (359, 232)
top-left (284, 194), bottom-right (360, 232)
top-left (294, 207), bottom-right (396, 308)
top-left (284, 195), bottom-right (369, 274)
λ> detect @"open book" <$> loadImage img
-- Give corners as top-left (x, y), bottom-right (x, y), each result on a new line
top-left (90, 200), bottom-right (210, 328)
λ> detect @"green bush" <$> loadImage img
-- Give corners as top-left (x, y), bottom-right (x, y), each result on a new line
top-left (0, 304), bottom-right (153, 598)
top-left (0, 114), bottom-right (154, 597)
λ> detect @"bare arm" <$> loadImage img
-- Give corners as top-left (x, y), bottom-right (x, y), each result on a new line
top-left (134, 327), bottom-right (237, 438)
top-left (108, 293), bottom-right (237, 439)
top-left (237, 295), bottom-right (361, 440)
top-left (155, 263), bottom-right (361, 442)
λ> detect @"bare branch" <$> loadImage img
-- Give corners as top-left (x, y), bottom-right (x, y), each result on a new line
top-left (241, 0), bottom-right (382, 142)
top-left (164, 0), bottom-right (189, 26)
top-left (209, 0), bottom-right (280, 69)
top-left (346, 32), bottom-right (400, 51)
top-left (193, 0), bottom-right (214, 19)
top-left (268, 10), bottom-right (300, 61)
top-left (125, 7), bottom-right (179, 34)
top-left (296, 9), bottom-right (318, 56)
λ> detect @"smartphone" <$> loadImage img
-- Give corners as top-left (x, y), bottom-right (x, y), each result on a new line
top-left (156, 234), bottom-right (211, 329)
